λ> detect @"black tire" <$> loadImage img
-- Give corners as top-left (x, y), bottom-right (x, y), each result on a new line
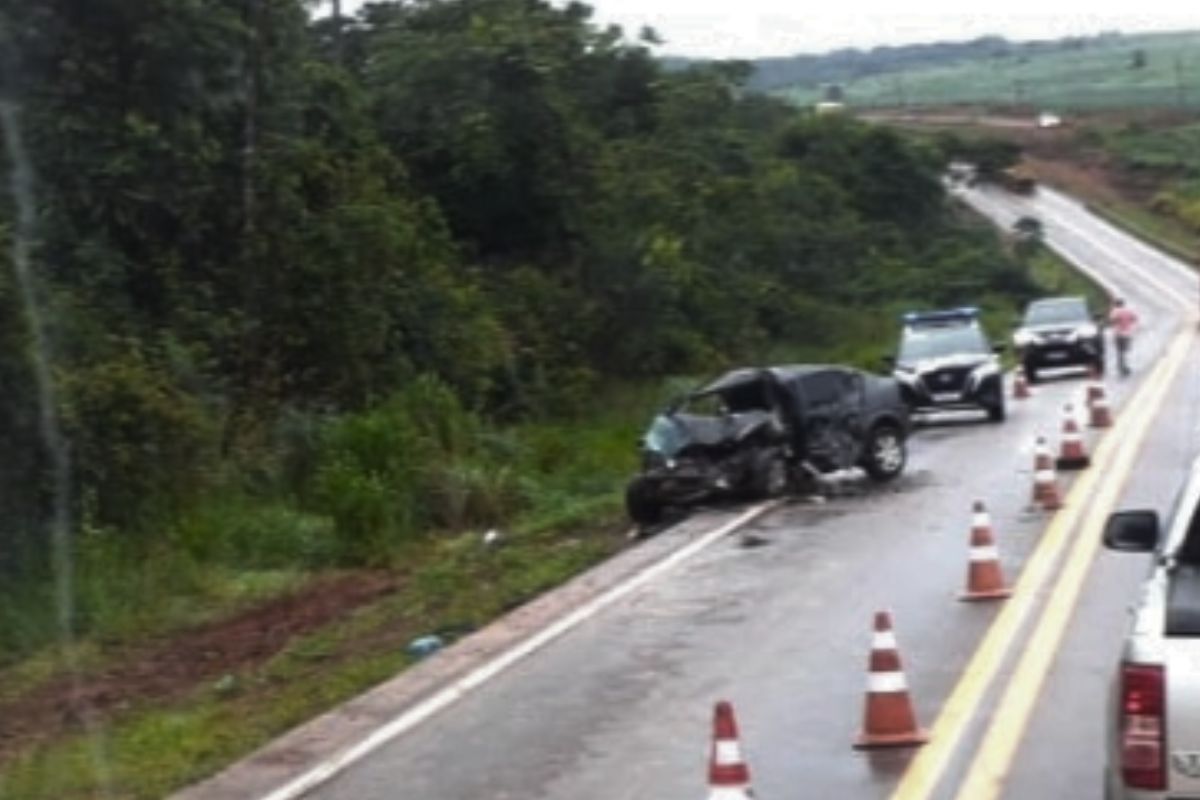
top-left (1093, 356), bottom-right (1106, 377)
top-left (987, 395), bottom-right (1006, 422)
top-left (862, 424), bottom-right (906, 481)
top-left (749, 450), bottom-right (791, 499)
top-left (1024, 362), bottom-right (1040, 384)
top-left (625, 476), bottom-right (664, 526)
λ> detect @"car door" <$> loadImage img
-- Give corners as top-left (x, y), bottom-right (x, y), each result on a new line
top-left (800, 371), bottom-right (856, 470)
top-left (838, 370), bottom-right (867, 442)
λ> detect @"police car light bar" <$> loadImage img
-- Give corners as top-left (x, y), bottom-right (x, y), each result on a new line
top-left (903, 307), bottom-right (979, 324)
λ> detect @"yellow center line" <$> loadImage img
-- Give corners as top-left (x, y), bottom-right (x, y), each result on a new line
top-left (954, 329), bottom-right (1194, 800)
top-left (890, 328), bottom-right (1192, 800)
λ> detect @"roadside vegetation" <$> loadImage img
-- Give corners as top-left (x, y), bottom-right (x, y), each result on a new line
top-left (0, 2), bottom-right (1096, 797)
top-left (1075, 121), bottom-right (1200, 260)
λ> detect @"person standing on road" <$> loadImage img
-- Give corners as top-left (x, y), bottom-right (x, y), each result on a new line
top-left (1108, 296), bottom-right (1139, 377)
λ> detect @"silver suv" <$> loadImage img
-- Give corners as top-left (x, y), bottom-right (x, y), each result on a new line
top-left (1103, 454), bottom-right (1200, 799)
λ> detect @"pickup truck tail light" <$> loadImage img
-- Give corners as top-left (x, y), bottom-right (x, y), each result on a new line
top-left (1120, 662), bottom-right (1166, 791)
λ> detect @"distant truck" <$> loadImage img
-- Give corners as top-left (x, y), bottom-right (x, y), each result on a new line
top-left (1036, 111), bottom-right (1063, 128)
top-left (997, 165), bottom-right (1036, 195)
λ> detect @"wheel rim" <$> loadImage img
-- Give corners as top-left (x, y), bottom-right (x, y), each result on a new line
top-left (873, 432), bottom-right (904, 473)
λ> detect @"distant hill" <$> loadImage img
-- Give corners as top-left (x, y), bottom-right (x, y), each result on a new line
top-left (746, 34), bottom-right (1092, 91)
top-left (731, 29), bottom-right (1200, 110)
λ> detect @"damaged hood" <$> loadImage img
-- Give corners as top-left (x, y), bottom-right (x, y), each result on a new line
top-left (643, 411), bottom-right (775, 458)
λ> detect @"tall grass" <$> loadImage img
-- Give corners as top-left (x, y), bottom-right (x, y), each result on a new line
top-left (0, 375), bottom-right (653, 666)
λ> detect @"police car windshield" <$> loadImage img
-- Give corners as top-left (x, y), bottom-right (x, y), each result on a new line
top-left (899, 323), bottom-right (990, 362)
top-left (1024, 299), bottom-right (1088, 326)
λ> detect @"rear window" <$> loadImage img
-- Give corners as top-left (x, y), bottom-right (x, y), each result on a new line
top-left (1024, 298), bottom-right (1089, 326)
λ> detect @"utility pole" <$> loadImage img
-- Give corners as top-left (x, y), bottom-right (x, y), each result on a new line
top-left (332, 0), bottom-right (343, 64)
top-left (242, 0), bottom-right (261, 240)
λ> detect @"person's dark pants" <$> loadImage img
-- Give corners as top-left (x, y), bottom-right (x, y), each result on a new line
top-left (1115, 334), bottom-right (1132, 376)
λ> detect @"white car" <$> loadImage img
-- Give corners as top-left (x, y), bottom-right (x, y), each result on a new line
top-left (1037, 111), bottom-right (1063, 128)
top-left (1103, 454), bottom-right (1200, 798)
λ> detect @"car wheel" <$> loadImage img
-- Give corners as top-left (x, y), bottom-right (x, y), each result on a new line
top-left (987, 396), bottom-right (1006, 422)
top-left (1025, 363), bottom-right (1040, 384)
top-left (750, 451), bottom-right (791, 499)
top-left (625, 476), bottom-right (664, 526)
top-left (862, 424), bottom-right (906, 481)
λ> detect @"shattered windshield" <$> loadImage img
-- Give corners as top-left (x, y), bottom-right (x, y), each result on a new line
top-left (644, 414), bottom-right (691, 457)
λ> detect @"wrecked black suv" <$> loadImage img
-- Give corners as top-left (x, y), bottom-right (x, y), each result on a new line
top-left (624, 365), bottom-right (911, 526)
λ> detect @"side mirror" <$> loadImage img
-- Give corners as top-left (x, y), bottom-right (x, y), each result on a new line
top-left (1103, 510), bottom-right (1160, 552)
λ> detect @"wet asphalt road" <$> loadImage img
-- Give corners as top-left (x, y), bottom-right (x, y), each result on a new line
top-left (305, 186), bottom-right (1200, 800)
top-left (967, 186), bottom-right (1200, 799)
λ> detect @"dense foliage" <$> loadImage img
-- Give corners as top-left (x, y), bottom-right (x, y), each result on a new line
top-left (0, 0), bottom-right (1038, 620)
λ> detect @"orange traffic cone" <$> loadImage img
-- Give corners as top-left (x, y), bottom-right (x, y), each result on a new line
top-left (960, 501), bottom-right (1011, 601)
top-left (853, 611), bottom-right (927, 749)
top-left (1032, 437), bottom-right (1064, 511)
top-left (708, 701), bottom-right (754, 799)
top-left (1012, 367), bottom-right (1030, 400)
top-left (1090, 387), bottom-right (1114, 429)
top-left (1055, 404), bottom-right (1091, 470)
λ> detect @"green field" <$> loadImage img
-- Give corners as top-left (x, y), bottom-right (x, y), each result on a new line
top-left (777, 31), bottom-right (1200, 110)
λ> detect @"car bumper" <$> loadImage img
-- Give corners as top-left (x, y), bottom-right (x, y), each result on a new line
top-left (1021, 338), bottom-right (1103, 368)
top-left (635, 464), bottom-right (736, 502)
top-left (900, 378), bottom-right (1002, 412)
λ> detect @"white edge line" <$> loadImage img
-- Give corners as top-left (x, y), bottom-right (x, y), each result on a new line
top-left (1045, 213), bottom-right (1184, 306)
top-left (257, 499), bottom-right (781, 800)
top-left (1039, 187), bottom-right (1199, 286)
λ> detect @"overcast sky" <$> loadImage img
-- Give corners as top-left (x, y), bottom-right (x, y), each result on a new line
top-left (332, 1), bottom-right (1197, 59)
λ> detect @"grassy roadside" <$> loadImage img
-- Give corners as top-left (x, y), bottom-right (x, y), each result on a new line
top-left (1083, 200), bottom-right (1200, 264)
top-left (0, 517), bottom-right (630, 800)
top-left (1027, 242), bottom-right (1111, 309)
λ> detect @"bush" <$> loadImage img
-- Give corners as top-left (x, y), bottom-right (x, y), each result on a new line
top-left (173, 500), bottom-right (338, 569)
top-left (304, 376), bottom-right (496, 561)
top-left (62, 349), bottom-right (218, 531)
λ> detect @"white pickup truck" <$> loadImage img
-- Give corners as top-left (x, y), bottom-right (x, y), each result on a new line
top-left (1104, 455), bottom-right (1200, 799)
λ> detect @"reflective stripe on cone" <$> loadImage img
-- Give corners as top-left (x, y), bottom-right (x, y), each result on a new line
top-left (708, 701), bottom-right (754, 799)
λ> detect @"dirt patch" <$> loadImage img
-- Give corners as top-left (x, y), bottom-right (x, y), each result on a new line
top-left (1023, 154), bottom-right (1125, 206)
top-left (0, 571), bottom-right (396, 764)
